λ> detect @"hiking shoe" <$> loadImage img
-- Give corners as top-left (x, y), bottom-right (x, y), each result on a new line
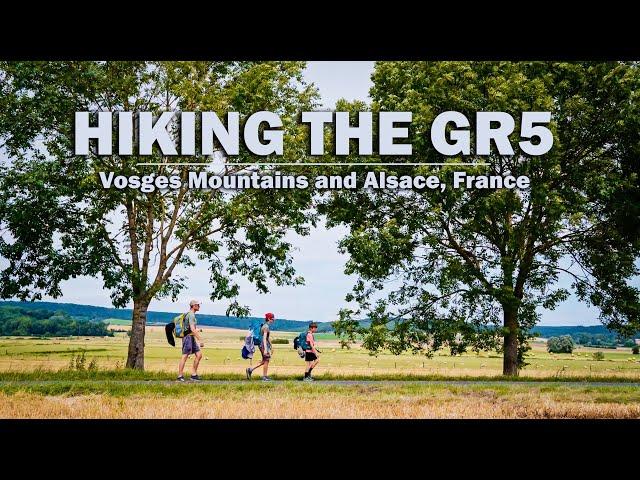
top-left (261, 376), bottom-right (273, 382)
top-left (176, 376), bottom-right (185, 382)
top-left (190, 375), bottom-right (202, 382)
top-left (303, 376), bottom-right (314, 382)
top-left (246, 367), bottom-right (252, 380)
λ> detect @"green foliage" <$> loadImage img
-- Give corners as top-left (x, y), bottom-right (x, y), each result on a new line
top-left (0, 61), bottom-right (319, 368)
top-left (632, 345), bottom-right (639, 355)
top-left (593, 351), bottom-right (605, 361)
top-left (546, 335), bottom-right (574, 354)
top-left (0, 306), bottom-right (112, 337)
top-left (323, 62), bottom-right (640, 375)
top-left (87, 358), bottom-right (98, 371)
top-left (270, 338), bottom-right (289, 344)
top-left (68, 351), bottom-right (88, 371)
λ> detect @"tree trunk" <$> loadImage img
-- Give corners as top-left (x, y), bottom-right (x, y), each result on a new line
top-left (126, 299), bottom-right (149, 369)
top-left (502, 306), bottom-right (519, 376)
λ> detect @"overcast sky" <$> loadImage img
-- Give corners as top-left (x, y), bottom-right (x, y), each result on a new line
top-left (2, 61), bottom-right (613, 325)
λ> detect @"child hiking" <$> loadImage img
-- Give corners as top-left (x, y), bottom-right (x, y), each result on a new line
top-left (246, 312), bottom-right (275, 382)
top-left (303, 322), bottom-right (320, 381)
top-left (177, 299), bottom-right (204, 382)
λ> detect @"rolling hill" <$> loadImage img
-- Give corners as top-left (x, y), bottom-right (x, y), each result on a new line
top-left (0, 301), bottom-right (333, 332)
top-left (1, 301), bottom-right (636, 341)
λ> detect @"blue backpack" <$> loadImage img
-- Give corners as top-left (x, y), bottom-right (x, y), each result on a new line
top-left (293, 331), bottom-right (310, 357)
top-left (251, 319), bottom-right (264, 345)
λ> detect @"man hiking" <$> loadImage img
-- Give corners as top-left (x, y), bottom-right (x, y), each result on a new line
top-left (246, 312), bottom-right (275, 382)
top-left (304, 322), bottom-right (320, 381)
top-left (177, 299), bottom-right (204, 382)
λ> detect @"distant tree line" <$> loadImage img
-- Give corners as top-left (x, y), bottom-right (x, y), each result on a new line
top-left (0, 306), bottom-right (112, 337)
top-left (546, 332), bottom-right (638, 350)
top-left (0, 301), bottom-right (333, 332)
top-left (572, 332), bottom-right (626, 348)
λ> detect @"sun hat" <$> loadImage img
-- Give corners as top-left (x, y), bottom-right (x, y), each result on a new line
top-left (189, 299), bottom-right (201, 307)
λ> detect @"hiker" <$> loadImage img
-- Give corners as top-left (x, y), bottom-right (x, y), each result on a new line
top-left (177, 299), bottom-right (204, 382)
top-left (246, 312), bottom-right (275, 382)
top-left (304, 322), bottom-right (320, 381)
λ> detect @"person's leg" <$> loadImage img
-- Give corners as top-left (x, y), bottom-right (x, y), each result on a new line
top-left (308, 356), bottom-right (319, 378)
top-left (262, 359), bottom-right (270, 377)
top-left (252, 345), bottom-right (268, 374)
top-left (192, 350), bottom-right (202, 375)
top-left (249, 360), bottom-right (265, 373)
top-left (178, 354), bottom-right (189, 377)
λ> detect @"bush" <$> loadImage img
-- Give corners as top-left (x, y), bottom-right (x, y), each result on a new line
top-left (623, 339), bottom-right (637, 348)
top-left (593, 351), bottom-right (605, 361)
top-left (547, 335), bottom-right (574, 354)
top-left (68, 351), bottom-right (88, 370)
top-left (632, 345), bottom-right (639, 355)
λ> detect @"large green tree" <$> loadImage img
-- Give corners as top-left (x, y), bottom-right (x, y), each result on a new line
top-left (323, 62), bottom-right (640, 375)
top-left (0, 61), bottom-right (317, 368)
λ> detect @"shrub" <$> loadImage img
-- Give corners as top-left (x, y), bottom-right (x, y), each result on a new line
top-left (68, 351), bottom-right (88, 370)
top-left (632, 345), bottom-right (639, 355)
top-left (593, 351), bottom-right (605, 361)
top-left (547, 335), bottom-right (574, 354)
top-left (271, 338), bottom-right (289, 345)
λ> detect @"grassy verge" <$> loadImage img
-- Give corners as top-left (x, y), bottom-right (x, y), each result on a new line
top-left (1, 368), bottom-right (639, 383)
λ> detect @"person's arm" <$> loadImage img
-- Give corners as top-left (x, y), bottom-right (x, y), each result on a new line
top-left (261, 325), bottom-right (269, 352)
top-left (189, 314), bottom-right (203, 346)
top-left (309, 333), bottom-right (318, 355)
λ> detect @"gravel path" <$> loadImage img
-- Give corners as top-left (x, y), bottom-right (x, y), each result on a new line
top-left (0, 379), bottom-right (638, 387)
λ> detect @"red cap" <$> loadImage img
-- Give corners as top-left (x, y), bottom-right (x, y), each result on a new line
top-left (265, 312), bottom-right (275, 320)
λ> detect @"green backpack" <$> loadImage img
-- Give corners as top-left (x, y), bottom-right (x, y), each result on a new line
top-left (173, 312), bottom-right (191, 338)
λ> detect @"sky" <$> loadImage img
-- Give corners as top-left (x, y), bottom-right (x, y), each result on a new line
top-left (1, 61), bottom-right (611, 325)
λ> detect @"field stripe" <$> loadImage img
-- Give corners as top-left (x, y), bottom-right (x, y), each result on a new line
top-left (1, 380), bottom-right (639, 387)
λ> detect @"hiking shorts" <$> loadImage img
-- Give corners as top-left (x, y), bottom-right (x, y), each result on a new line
top-left (259, 344), bottom-right (272, 361)
top-left (182, 335), bottom-right (200, 355)
top-left (305, 352), bottom-right (317, 362)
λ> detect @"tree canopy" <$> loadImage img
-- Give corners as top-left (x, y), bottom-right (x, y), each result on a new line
top-left (323, 62), bottom-right (640, 375)
top-left (0, 61), bottom-right (318, 368)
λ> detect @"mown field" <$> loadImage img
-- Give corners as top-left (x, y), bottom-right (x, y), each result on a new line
top-left (1, 380), bottom-right (639, 419)
top-left (2, 326), bottom-right (640, 419)
top-left (1, 326), bottom-right (639, 379)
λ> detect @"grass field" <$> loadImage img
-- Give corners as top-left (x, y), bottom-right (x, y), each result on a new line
top-left (1, 326), bottom-right (640, 418)
top-left (1, 326), bottom-right (639, 379)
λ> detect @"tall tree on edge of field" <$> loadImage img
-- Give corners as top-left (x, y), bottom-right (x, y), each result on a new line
top-left (0, 61), bottom-right (318, 369)
top-left (321, 62), bottom-right (640, 375)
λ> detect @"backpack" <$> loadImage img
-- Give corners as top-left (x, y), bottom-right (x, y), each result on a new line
top-left (293, 331), bottom-right (310, 358)
top-left (241, 331), bottom-right (255, 359)
top-left (173, 312), bottom-right (192, 338)
top-left (165, 322), bottom-right (176, 346)
top-left (251, 320), bottom-right (265, 345)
